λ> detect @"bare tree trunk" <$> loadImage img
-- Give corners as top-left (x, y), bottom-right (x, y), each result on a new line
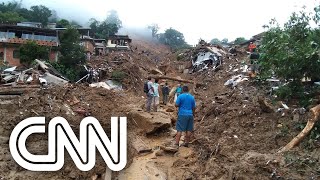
top-left (278, 104), bottom-right (320, 153)
top-left (149, 75), bottom-right (196, 84)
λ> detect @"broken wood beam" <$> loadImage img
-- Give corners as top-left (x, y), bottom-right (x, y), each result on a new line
top-left (0, 87), bottom-right (41, 95)
top-left (149, 75), bottom-right (202, 85)
top-left (0, 85), bottom-right (40, 90)
top-left (278, 104), bottom-right (320, 153)
top-left (0, 95), bottom-right (21, 99)
top-left (35, 59), bottom-right (49, 72)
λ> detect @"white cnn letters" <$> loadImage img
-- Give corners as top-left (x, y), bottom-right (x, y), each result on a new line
top-left (9, 116), bottom-right (127, 171)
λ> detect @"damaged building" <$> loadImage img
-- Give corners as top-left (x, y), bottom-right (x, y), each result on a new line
top-left (94, 39), bottom-right (107, 56)
top-left (0, 23), bottom-right (59, 66)
top-left (106, 35), bottom-right (132, 52)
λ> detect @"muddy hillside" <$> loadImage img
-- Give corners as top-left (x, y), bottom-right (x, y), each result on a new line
top-left (0, 37), bottom-right (319, 180)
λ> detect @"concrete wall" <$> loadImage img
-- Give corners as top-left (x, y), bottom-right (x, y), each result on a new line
top-left (80, 40), bottom-right (95, 54)
top-left (0, 45), bottom-right (58, 66)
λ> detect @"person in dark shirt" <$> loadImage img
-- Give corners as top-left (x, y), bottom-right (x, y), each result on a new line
top-left (162, 83), bottom-right (170, 105)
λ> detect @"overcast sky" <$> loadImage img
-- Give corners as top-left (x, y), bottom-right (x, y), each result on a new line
top-left (1, 0), bottom-right (319, 44)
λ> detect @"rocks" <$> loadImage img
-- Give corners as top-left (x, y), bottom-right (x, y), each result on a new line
top-left (175, 147), bottom-right (194, 159)
top-left (155, 150), bottom-right (165, 157)
top-left (128, 108), bottom-right (171, 135)
top-left (132, 138), bottom-right (152, 154)
top-left (160, 146), bottom-right (178, 153)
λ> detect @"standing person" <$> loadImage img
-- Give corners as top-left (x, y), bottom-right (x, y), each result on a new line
top-left (174, 84), bottom-right (182, 103)
top-left (174, 85), bottom-right (196, 148)
top-left (144, 77), bottom-right (154, 113)
top-left (153, 79), bottom-right (160, 112)
top-left (248, 42), bottom-right (257, 53)
top-left (162, 82), bottom-right (170, 105)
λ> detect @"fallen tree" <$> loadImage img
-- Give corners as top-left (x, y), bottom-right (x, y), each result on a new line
top-left (149, 75), bottom-right (195, 84)
top-left (154, 75), bottom-right (200, 96)
top-left (278, 104), bottom-right (320, 153)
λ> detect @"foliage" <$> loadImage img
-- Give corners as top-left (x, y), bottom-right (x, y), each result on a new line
top-left (59, 28), bottom-right (86, 68)
top-left (111, 70), bottom-right (126, 82)
top-left (70, 20), bottom-right (82, 28)
top-left (221, 38), bottom-right (228, 44)
top-left (210, 38), bottom-right (221, 45)
top-left (51, 62), bottom-right (86, 82)
top-left (52, 27), bottom-right (87, 82)
top-left (0, 11), bottom-right (24, 23)
top-left (29, 5), bottom-right (52, 26)
top-left (158, 28), bottom-right (189, 50)
top-left (0, 1), bottom-right (20, 13)
top-left (259, 7), bottom-right (320, 106)
top-left (210, 38), bottom-right (228, 45)
top-left (19, 41), bottom-right (49, 66)
top-left (56, 19), bottom-right (70, 28)
top-left (148, 24), bottom-right (159, 38)
top-left (234, 37), bottom-right (247, 44)
top-left (89, 10), bottom-right (122, 38)
top-left (0, 2), bottom-right (53, 26)
top-left (294, 120), bottom-right (320, 150)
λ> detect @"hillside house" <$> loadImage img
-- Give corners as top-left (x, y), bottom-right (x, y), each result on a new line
top-left (94, 39), bottom-right (106, 56)
top-left (106, 35), bottom-right (132, 52)
top-left (0, 24), bottom-right (59, 66)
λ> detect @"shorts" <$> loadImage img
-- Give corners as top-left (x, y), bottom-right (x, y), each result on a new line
top-left (176, 115), bottom-right (194, 132)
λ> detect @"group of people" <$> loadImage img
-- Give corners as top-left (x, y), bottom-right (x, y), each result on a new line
top-left (144, 77), bottom-right (196, 149)
top-left (145, 77), bottom-right (168, 112)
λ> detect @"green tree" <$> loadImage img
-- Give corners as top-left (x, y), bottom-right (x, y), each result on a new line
top-left (88, 10), bottom-right (122, 38)
top-left (210, 38), bottom-right (221, 44)
top-left (17, 8), bottom-right (32, 21)
top-left (0, 11), bottom-right (24, 23)
top-left (234, 37), bottom-right (247, 44)
top-left (148, 24), bottom-right (159, 38)
top-left (105, 10), bottom-right (122, 30)
top-left (59, 28), bottom-right (86, 67)
top-left (70, 20), bottom-right (82, 28)
top-left (0, 1), bottom-right (20, 13)
top-left (29, 5), bottom-right (52, 26)
top-left (52, 28), bottom-right (86, 81)
top-left (259, 7), bottom-right (320, 102)
top-left (158, 28), bottom-right (189, 49)
top-left (56, 19), bottom-right (70, 28)
top-left (19, 41), bottom-right (49, 66)
top-left (221, 38), bottom-right (229, 44)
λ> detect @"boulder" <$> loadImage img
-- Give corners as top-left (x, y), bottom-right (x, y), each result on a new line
top-left (128, 108), bottom-right (171, 135)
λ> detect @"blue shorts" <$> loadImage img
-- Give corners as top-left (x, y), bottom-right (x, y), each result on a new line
top-left (176, 115), bottom-right (194, 132)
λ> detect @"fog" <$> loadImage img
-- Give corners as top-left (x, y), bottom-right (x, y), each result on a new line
top-left (1, 0), bottom-right (319, 44)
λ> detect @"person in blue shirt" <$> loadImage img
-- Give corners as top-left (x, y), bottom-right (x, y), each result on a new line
top-left (175, 84), bottom-right (182, 97)
top-left (174, 85), bottom-right (196, 148)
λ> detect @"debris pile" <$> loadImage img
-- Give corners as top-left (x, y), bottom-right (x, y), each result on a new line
top-left (0, 59), bottom-right (69, 87)
top-left (178, 40), bottom-right (227, 73)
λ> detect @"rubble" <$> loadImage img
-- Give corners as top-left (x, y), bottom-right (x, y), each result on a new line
top-left (0, 59), bottom-right (69, 87)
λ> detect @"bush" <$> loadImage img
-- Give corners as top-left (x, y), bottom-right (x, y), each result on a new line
top-left (51, 62), bottom-right (86, 82)
top-left (111, 70), bottom-right (126, 82)
top-left (20, 41), bottom-right (49, 66)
